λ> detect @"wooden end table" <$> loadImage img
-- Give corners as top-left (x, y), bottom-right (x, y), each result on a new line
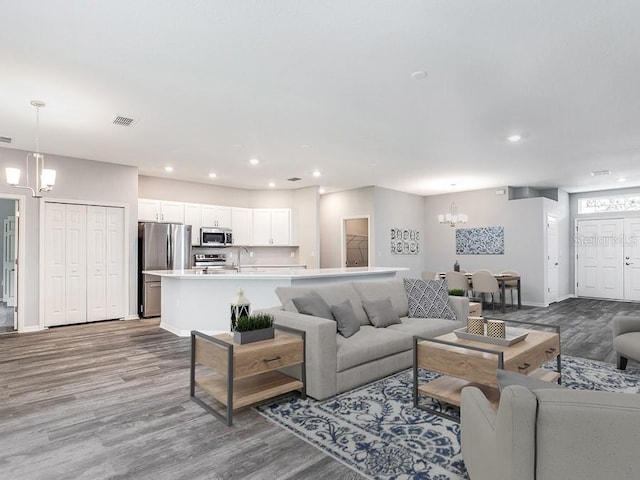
top-left (413, 319), bottom-right (560, 422)
top-left (190, 325), bottom-right (306, 426)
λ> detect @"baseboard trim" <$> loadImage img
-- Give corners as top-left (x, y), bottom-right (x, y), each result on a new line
top-left (160, 323), bottom-right (226, 338)
top-left (124, 314), bottom-right (140, 320)
top-left (20, 325), bottom-right (44, 333)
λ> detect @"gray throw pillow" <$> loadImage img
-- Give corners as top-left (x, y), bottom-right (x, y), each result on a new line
top-left (291, 291), bottom-right (333, 320)
top-left (403, 278), bottom-right (456, 320)
top-left (496, 369), bottom-right (565, 392)
top-left (331, 300), bottom-right (360, 338)
top-left (362, 298), bottom-right (401, 328)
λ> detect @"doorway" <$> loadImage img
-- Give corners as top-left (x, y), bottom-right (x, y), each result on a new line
top-left (576, 217), bottom-right (640, 301)
top-left (1, 198), bottom-right (18, 333)
top-left (343, 217), bottom-right (370, 267)
top-left (546, 214), bottom-right (559, 304)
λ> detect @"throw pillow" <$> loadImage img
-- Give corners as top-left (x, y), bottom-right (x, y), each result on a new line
top-left (361, 298), bottom-right (402, 328)
top-left (291, 291), bottom-right (334, 320)
top-left (496, 369), bottom-right (565, 392)
top-left (331, 300), bottom-right (361, 338)
top-left (403, 278), bottom-right (456, 320)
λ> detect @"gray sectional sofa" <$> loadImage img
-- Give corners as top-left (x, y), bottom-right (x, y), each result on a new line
top-left (261, 278), bottom-right (468, 400)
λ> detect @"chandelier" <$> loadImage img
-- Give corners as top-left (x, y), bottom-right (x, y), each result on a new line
top-left (5, 100), bottom-right (56, 198)
top-left (438, 202), bottom-right (468, 227)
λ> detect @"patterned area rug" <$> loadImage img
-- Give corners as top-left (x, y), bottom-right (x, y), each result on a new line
top-left (256, 356), bottom-right (640, 480)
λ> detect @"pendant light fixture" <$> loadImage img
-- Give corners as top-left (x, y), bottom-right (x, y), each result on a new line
top-left (5, 100), bottom-right (56, 198)
top-left (438, 202), bottom-right (468, 227)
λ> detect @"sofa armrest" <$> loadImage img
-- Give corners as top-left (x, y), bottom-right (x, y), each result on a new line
top-left (260, 307), bottom-right (338, 400)
top-left (461, 385), bottom-right (536, 480)
top-left (448, 295), bottom-right (469, 321)
top-left (612, 315), bottom-right (640, 337)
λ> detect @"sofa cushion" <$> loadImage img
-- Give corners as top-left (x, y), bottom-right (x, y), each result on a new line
top-left (352, 279), bottom-right (409, 317)
top-left (331, 300), bottom-right (361, 338)
top-left (291, 291), bottom-right (333, 320)
top-left (362, 298), bottom-right (402, 328)
top-left (614, 331), bottom-right (640, 360)
top-left (403, 278), bottom-right (456, 320)
top-left (336, 325), bottom-right (411, 371)
top-left (386, 317), bottom-right (463, 338)
top-left (275, 284), bottom-right (370, 326)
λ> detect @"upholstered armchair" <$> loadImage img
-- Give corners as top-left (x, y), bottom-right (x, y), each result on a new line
top-left (612, 314), bottom-right (640, 370)
top-left (460, 385), bottom-right (640, 480)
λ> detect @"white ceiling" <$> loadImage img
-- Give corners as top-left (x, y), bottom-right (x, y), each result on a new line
top-left (2, 1), bottom-right (640, 196)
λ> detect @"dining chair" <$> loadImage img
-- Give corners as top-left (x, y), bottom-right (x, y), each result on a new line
top-left (471, 271), bottom-right (500, 311)
top-left (445, 271), bottom-right (471, 295)
top-left (500, 270), bottom-right (520, 308)
top-left (421, 270), bottom-right (438, 281)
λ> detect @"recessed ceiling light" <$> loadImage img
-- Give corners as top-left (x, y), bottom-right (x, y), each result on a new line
top-left (319, 187), bottom-right (326, 194)
top-left (208, 172), bottom-right (217, 179)
top-left (507, 134), bottom-right (522, 142)
top-left (411, 71), bottom-right (428, 80)
top-left (268, 181), bottom-right (275, 188)
top-left (164, 166), bottom-right (174, 173)
top-left (590, 170), bottom-right (612, 176)
top-left (312, 170), bottom-right (321, 177)
top-left (249, 158), bottom-right (259, 165)
top-left (617, 177), bottom-right (627, 182)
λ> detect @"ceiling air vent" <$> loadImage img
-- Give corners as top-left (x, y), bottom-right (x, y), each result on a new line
top-left (113, 115), bottom-right (135, 127)
top-left (0, 136), bottom-right (11, 143)
top-left (287, 177), bottom-right (302, 182)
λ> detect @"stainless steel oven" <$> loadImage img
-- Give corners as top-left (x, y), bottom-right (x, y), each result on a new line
top-left (200, 227), bottom-right (233, 246)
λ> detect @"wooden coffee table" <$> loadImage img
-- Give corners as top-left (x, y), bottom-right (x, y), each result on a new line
top-left (413, 320), bottom-right (560, 421)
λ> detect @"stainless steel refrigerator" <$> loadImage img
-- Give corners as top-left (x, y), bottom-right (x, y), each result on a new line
top-left (138, 222), bottom-right (192, 318)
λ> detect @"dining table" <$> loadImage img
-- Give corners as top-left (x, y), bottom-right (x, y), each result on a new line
top-left (438, 272), bottom-right (521, 314)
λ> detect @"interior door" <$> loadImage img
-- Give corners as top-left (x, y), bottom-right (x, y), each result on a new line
top-left (65, 204), bottom-right (87, 324)
top-left (576, 218), bottom-right (624, 299)
top-left (3, 216), bottom-right (16, 308)
top-left (623, 217), bottom-right (640, 301)
top-left (106, 207), bottom-right (125, 319)
top-left (87, 206), bottom-right (107, 322)
top-left (45, 203), bottom-right (67, 326)
top-left (546, 214), bottom-right (558, 304)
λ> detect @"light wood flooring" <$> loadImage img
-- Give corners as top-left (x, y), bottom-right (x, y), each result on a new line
top-left (1, 298), bottom-right (638, 479)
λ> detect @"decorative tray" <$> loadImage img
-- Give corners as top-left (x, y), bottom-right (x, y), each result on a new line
top-left (453, 326), bottom-right (528, 346)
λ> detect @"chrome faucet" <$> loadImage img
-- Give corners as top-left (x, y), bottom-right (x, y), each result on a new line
top-left (237, 246), bottom-right (249, 272)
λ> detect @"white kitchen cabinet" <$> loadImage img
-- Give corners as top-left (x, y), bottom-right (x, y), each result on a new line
top-left (232, 208), bottom-right (252, 245)
top-left (202, 205), bottom-right (231, 228)
top-left (252, 209), bottom-right (291, 246)
top-left (184, 203), bottom-right (202, 246)
top-left (138, 199), bottom-right (184, 223)
top-left (45, 203), bottom-right (124, 327)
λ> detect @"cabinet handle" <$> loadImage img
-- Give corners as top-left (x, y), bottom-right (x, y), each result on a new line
top-left (518, 363), bottom-right (531, 371)
top-left (263, 356), bottom-right (281, 363)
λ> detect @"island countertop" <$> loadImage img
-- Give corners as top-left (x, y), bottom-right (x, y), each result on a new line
top-left (143, 266), bottom-right (405, 280)
top-left (149, 267), bottom-right (408, 336)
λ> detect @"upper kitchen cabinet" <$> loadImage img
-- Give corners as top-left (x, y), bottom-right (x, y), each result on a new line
top-left (201, 205), bottom-right (231, 228)
top-left (184, 203), bottom-right (203, 246)
top-left (138, 199), bottom-right (184, 223)
top-left (231, 208), bottom-right (252, 246)
top-left (252, 209), bottom-right (291, 246)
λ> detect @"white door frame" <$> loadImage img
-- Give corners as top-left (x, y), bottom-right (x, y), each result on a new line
top-left (341, 215), bottom-right (371, 268)
top-left (546, 213), bottom-right (559, 304)
top-left (0, 193), bottom-right (25, 333)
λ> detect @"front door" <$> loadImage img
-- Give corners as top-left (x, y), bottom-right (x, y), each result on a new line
top-left (623, 217), bottom-right (640, 301)
top-left (576, 218), bottom-right (624, 299)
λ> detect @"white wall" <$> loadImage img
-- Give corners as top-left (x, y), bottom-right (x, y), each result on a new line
top-left (423, 188), bottom-right (570, 306)
top-left (320, 187), bottom-right (375, 268)
top-left (1, 148), bottom-right (139, 329)
top-left (373, 186), bottom-right (426, 278)
top-left (294, 186), bottom-right (320, 269)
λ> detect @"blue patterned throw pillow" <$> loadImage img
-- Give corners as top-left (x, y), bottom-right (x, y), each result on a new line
top-left (403, 278), bottom-right (456, 320)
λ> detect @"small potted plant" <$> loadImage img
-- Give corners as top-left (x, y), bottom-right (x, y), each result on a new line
top-left (448, 288), bottom-right (466, 297)
top-left (232, 313), bottom-right (275, 345)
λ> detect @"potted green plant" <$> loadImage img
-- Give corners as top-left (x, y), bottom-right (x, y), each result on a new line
top-left (232, 313), bottom-right (275, 345)
top-left (448, 288), bottom-right (466, 297)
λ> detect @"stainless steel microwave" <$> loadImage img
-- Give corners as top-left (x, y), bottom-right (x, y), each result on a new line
top-left (200, 227), bottom-right (233, 246)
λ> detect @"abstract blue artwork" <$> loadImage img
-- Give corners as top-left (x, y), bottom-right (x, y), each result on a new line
top-left (456, 226), bottom-right (504, 255)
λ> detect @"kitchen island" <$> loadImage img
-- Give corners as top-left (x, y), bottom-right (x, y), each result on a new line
top-left (145, 267), bottom-right (407, 336)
